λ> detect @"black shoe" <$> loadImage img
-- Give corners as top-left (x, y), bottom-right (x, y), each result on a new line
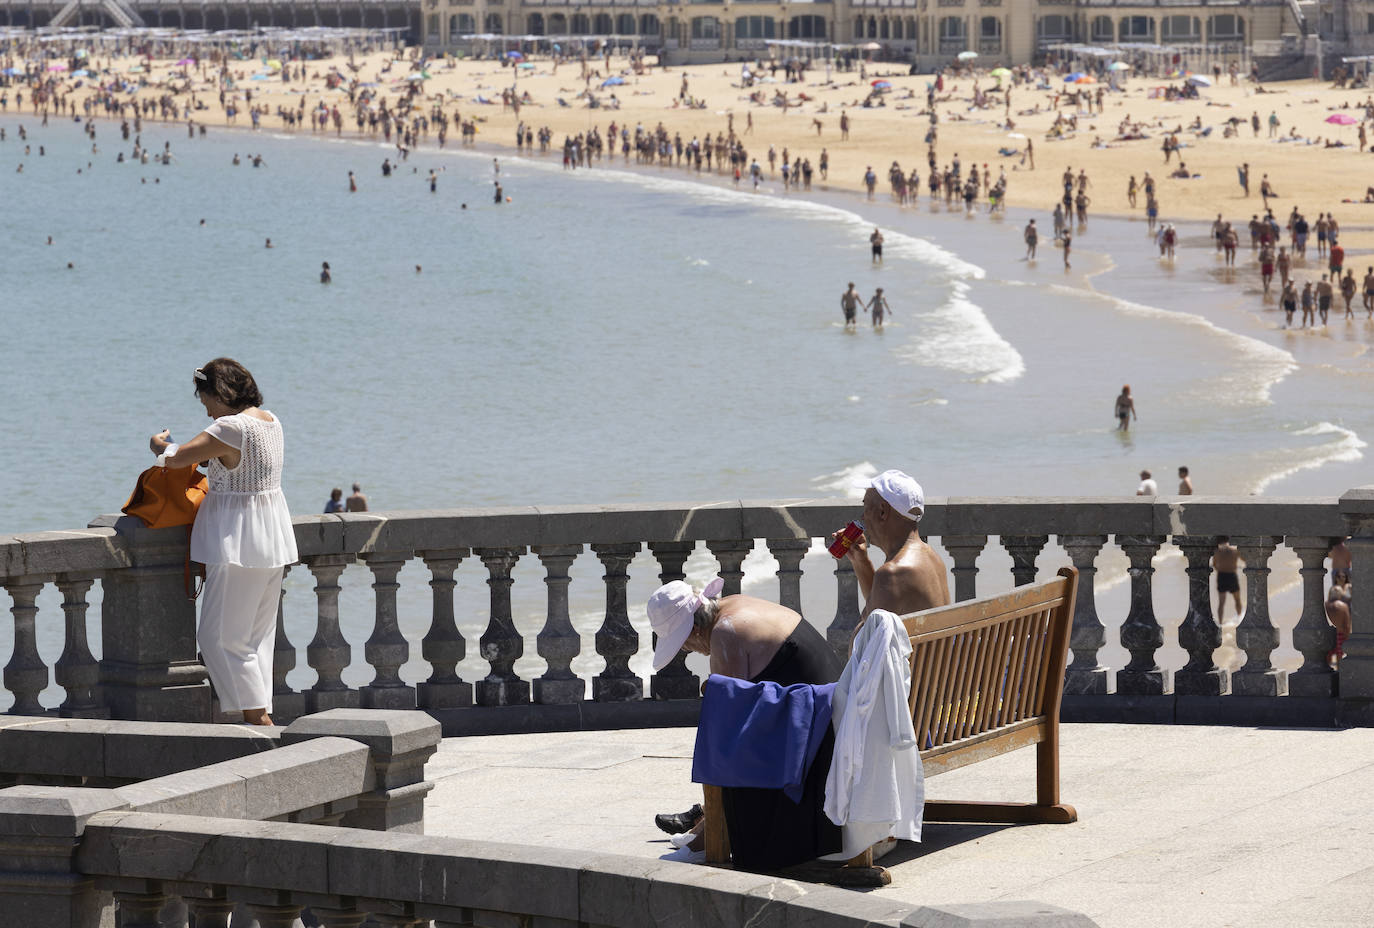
top-left (654, 803), bottom-right (704, 835)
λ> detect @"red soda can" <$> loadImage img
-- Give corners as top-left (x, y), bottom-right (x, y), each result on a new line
top-left (828, 521), bottom-right (864, 559)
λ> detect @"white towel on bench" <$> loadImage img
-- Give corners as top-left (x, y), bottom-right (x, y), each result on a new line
top-left (823, 609), bottom-right (924, 858)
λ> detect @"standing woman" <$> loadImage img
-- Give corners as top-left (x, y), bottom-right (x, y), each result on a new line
top-left (148, 358), bottom-right (298, 725)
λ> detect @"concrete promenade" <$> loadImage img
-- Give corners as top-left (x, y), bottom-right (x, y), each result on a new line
top-left (423, 723), bottom-right (1374, 928)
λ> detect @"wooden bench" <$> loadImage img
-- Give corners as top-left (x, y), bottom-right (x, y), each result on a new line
top-left (703, 566), bottom-right (1080, 873)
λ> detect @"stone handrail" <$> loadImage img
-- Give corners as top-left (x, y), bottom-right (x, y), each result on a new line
top-left (4, 494), bottom-right (1374, 730)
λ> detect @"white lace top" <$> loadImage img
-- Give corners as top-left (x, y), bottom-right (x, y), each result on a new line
top-left (189, 411), bottom-right (299, 568)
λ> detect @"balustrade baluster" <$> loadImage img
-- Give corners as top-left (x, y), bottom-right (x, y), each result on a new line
top-left (475, 547), bottom-right (529, 706)
top-left (4, 574), bottom-right (52, 715)
top-left (114, 889), bottom-right (170, 928)
top-left (766, 538), bottom-right (811, 614)
top-left (359, 553), bottom-right (416, 709)
top-left (942, 535), bottom-right (987, 603)
top-left (591, 543), bottom-right (643, 702)
top-left (1001, 535), bottom-right (1048, 586)
top-left (1059, 535), bottom-right (1109, 695)
top-left (1341, 493), bottom-right (1374, 697)
top-left (706, 539), bottom-right (751, 595)
top-left (53, 572), bottom-right (105, 718)
top-left (1115, 535), bottom-right (1171, 696)
top-left (532, 544), bottom-right (584, 705)
top-left (304, 554), bottom-right (359, 712)
top-left (249, 903), bottom-right (305, 928)
top-left (311, 906), bottom-right (370, 928)
top-left (1174, 536), bottom-right (1229, 696)
top-left (1288, 535), bottom-right (1339, 698)
top-left (418, 548), bottom-right (473, 710)
top-left (185, 897), bottom-right (234, 928)
top-left (647, 541), bottom-right (698, 700)
top-left (827, 557), bottom-right (861, 657)
top-left (1232, 536), bottom-right (1288, 696)
top-left (272, 564), bottom-right (304, 721)
top-left (369, 914), bottom-right (424, 927)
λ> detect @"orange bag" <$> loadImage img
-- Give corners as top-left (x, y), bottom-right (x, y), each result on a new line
top-left (122, 465), bottom-right (207, 529)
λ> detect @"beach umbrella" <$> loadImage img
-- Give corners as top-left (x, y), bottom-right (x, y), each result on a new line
top-left (1074, 75), bottom-right (1095, 84)
top-left (517, 62), bottom-right (535, 70)
top-left (47, 63), bottom-right (67, 71)
top-left (1327, 113), bottom-right (1358, 125)
top-left (1108, 61), bottom-right (1131, 71)
top-left (265, 58), bottom-right (283, 70)
top-left (0, 67), bottom-right (19, 76)
top-left (505, 50), bottom-right (523, 59)
top-left (1063, 72), bottom-right (1084, 82)
top-left (72, 69), bottom-right (91, 77)
top-left (601, 75), bottom-right (625, 87)
top-left (1187, 74), bottom-right (1211, 87)
top-left (990, 67), bottom-right (1012, 78)
top-left (957, 51), bottom-right (978, 61)
top-left (1007, 132), bottom-right (1027, 139)
top-left (176, 57), bottom-right (195, 66)
top-left (871, 79), bottom-right (891, 88)
top-left (861, 42), bottom-right (881, 51)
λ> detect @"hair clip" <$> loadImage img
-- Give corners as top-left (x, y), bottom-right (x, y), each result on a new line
top-left (193, 368), bottom-right (208, 382)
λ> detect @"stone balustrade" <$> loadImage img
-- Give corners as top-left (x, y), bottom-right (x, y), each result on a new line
top-left (4, 493), bottom-right (1374, 730)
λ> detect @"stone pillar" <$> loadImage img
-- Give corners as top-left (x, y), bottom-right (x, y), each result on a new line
top-left (249, 903), bottom-right (305, 928)
top-left (312, 906), bottom-right (369, 928)
top-left (272, 565), bottom-right (305, 721)
top-left (114, 890), bottom-right (171, 928)
top-left (1059, 535), bottom-right (1109, 695)
top-left (1174, 536), bottom-right (1229, 696)
top-left (1114, 535), bottom-right (1171, 696)
top-left (358, 553), bottom-right (416, 710)
top-left (1001, 535), bottom-right (1049, 587)
top-left (283, 709), bottom-right (440, 834)
top-left (647, 541), bottom-right (698, 700)
top-left (1232, 536), bottom-right (1287, 697)
top-left (1288, 536), bottom-right (1339, 698)
top-left (475, 547), bottom-right (529, 707)
top-left (1340, 489), bottom-right (1374, 698)
top-left (766, 538), bottom-right (811, 614)
top-left (303, 555), bottom-right (359, 713)
top-left (98, 518), bottom-right (209, 721)
top-left (53, 573), bottom-right (106, 719)
top-left (706, 539), bottom-right (752, 596)
top-left (941, 535), bottom-right (987, 603)
top-left (4, 575), bottom-right (53, 716)
top-left (532, 545), bottom-right (584, 705)
top-left (0, 786), bottom-right (129, 928)
top-left (185, 898), bottom-right (234, 928)
top-left (417, 548), bottom-right (473, 710)
top-left (827, 557), bottom-right (862, 657)
top-left (591, 543), bottom-right (643, 702)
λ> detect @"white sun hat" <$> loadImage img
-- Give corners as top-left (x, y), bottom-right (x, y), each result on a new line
top-left (647, 577), bottom-right (725, 670)
top-left (860, 469), bottom-right (925, 521)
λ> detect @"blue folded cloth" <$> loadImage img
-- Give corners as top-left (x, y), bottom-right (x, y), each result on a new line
top-left (691, 674), bottom-right (836, 803)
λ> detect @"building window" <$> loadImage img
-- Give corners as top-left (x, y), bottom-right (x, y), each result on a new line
top-left (1090, 14), bottom-right (1112, 42)
top-left (1162, 15), bottom-right (1199, 42)
top-left (1118, 15), bottom-right (1154, 41)
top-left (640, 14), bottom-right (660, 35)
top-left (617, 13), bottom-right (635, 34)
top-left (692, 15), bottom-right (720, 39)
top-left (485, 12), bottom-right (502, 33)
top-left (736, 16), bottom-right (776, 39)
top-left (1037, 14), bottom-right (1071, 41)
top-left (526, 12), bottom-right (543, 34)
top-left (939, 15), bottom-right (966, 39)
top-left (1209, 14), bottom-right (1244, 40)
top-left (789, 15), bottom-right (826, 38)
top-left (570, 13), bottom-right (589, 33)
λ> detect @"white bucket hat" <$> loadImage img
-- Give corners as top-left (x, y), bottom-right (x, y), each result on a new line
top-left (861, 469), bottom-right (925, 521)
top-left (647, 577), bottom-right (724, 670)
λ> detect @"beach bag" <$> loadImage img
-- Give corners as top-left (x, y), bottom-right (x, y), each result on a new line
top-left (122, 465), bottom-right (208, 600)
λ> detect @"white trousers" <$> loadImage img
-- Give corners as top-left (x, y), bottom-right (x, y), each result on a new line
top-left (199, 563), bottom-right (282, 713)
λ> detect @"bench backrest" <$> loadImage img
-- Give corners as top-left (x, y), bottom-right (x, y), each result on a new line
top-left (903, 567), bottom-right (1078, 777)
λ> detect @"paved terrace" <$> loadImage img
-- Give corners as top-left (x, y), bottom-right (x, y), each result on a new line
top-left (422, 722), bottom-right (1374, 928)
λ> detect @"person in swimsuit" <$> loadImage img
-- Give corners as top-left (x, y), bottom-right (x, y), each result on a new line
top-left (1115, 385), bottom-right (1136, 431)
top-left (1259, 243), bottom-right (1274, 293)
top-left (1282, 280), bottom-right (1297, 327)
top-left (646, 578), bottom-right (843, 870)
top-left (1326, 570), bottom-right (1352, 664)
top-left (1363, 267), bottom-right (1374, 316)
top-left (1212, 537), bottom-right (1244, 624)
top-left (840, 282), bottom-right (861, 329)
top-left (870, 226), bottom-right (883, 262)
top-left (868, 288), bottom-right (891, 329)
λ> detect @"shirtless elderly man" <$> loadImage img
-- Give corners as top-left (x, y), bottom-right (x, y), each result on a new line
top-left (840, 469), bottom-right (950, 624)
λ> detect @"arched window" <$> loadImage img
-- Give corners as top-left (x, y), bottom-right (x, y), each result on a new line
top-left (691, 15), bottom-right (720, 39)
top-left (880, 18), bottom-right (890, 39)
top-left (527, 12), bottom-right (544, 36)
top-left (1037, 15), bottom-right (1072, 42)
top-left (570, 13), bottom-right (589, 34)
top-left (1118, 16), bottom-right (1154, 41)
top-left (1162, 15), bottom-right (1200, 42)
top-left (594, 13), bottom-right (613, 34)
top-left (868, 16), bottom-right (878, 38)
top-left (485, 12), bottom-right (502, 34)
top-left (939, 16), bottom-right (967, 40)
top-left (1090, 15), bottom-right (1113, 43)
top-left (640, 13), bottom-right (660, 35)
top-left (1208, 14), bottom-right (1243, 40)
top-left (980, 16), bottom-right (1001, 46)
top-left (450, 13), bottom-right (475, 34)
top-left (788, 15), bottom-right (826, 39)
top-left (548, 13), bottom-right (566, 33)
top-left (736, 16), bottom-right (776, 39)
top-left (854, 17), bottom-right (864, 41)
top-left (616, 13), bottom-right (635, 34)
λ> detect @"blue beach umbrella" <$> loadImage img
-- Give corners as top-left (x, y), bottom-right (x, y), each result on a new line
top-left (506, 50), bottom-right (523, 59)
top-left (601, 75), bottom-right (625, 87)
top-left (1063, 72), bottom-right (1085, 83)
top-left (1, 67), bottom-right (20, 76)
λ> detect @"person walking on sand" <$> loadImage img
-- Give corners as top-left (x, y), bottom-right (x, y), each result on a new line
top-left (1363, 266), bottom-right (1374, 317)
top-left (1213, 537), bottom-right (1244, 624)
top-left (1024, 219), bottom-right (1038, 260)
top-left (1237, 162), bottom-right (1249, 197)
top-left (867, 288), bottom-right (891, 329)
top-left (1301, 280), bottom-right (1315, 327)
top-left (864, 166), bottom-right (877, 199)
top-left (870, 227), bottom-right (884, 263)
top-left (1115, 385), bottom-right (1136, 431)
top-left (1317, 274), bottom-right (1333, 325)
top-left (1342, 269), bottom-right (1357, 319)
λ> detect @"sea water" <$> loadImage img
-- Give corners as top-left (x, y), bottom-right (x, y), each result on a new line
top-left (2, 114), bottom-right (1371, 705)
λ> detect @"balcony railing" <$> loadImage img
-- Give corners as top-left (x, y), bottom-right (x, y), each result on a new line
top-left (4, 493), bottom-right (1372, 732)
top-left (979, 36), bottom-right (1003, 52)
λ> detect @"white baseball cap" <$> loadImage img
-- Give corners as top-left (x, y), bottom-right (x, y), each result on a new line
top-left (647, 577), bottom-right (724, 670)
top-left (860, 469), bottom-right (925, 521)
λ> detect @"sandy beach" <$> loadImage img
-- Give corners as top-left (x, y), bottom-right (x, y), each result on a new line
top-left (13, 47), bottom-right (1374, 251)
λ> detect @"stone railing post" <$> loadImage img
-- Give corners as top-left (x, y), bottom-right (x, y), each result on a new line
top-left (1340, 488), bottom-right (1374, 699)
top-left (0, 786), bottom-right (129, 928)
top-left (303, 555), bottom-right (359, 713)
top-left (827, 556), bottom-right (862, 657)
top-left (532, 545), bottom-right (584, 705)
top-left (53, 573), bottom-right (107, 719)
top-left (271, 565), bottom-right (304, 722)
top-left (766, 538), bottom-right (811, 614)
top-left (185, 897), bottom-right (235, 928)
top-left (358, 553), bottom-right (416, 710)
top-left (942, 535), bottom-right (987, 603)
top-left (113, 889), bottom-right (171, 928)
top-left (706, 539), bottom-right (752, 596)
top-left (1287, 536), bottom-right (1339, 698)
top-left (283, 709), bottom-right (441, 834)
top-left (5, 575), bottom-right (53, 716)
top-left (99, 519), bottom-right (209, 721)
top-left (647, 541), bottom-right (698, 700)
top-left (475, 547), bottom-right (529, 707)
top-left (1115, 535), bottom-right (1171, 696)
top-left (417, 548), bottom-right (473, 710)
top-left (1059, 535), bottom-right (1108, 695)
top-left (592, 543), bottom-right (643, 702)
top-left (248, 903), bottom-right (305, 928)
top-left (310, 905), bottom-right (369, 928)
top-left (1232, 536), bottom-right (1287, 697)
top-left (1174, 536), bottom-right (1228, 696)
top-left (1001, 535), bottom-right (1049, 587)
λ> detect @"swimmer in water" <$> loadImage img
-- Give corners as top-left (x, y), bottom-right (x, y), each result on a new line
top-left (320, 261), bottom-right (332, 284)
top-left (348, 170), bottom-right (356, 192)
top-left (265, 238), bottom-right (273, 248)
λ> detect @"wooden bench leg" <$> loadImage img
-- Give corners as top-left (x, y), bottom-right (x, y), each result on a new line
top-left (701, 784), bottom-right (730, 864)
top-left (923, 799), bottom-right (1077, 825)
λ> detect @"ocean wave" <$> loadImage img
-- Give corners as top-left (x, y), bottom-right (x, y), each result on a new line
top-left (811, 462), bottom-right (877, 498)
top-left (899, 281), bottom-right (1027, 384)
top-left (1251, 421), bottom-right (1367, 495)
